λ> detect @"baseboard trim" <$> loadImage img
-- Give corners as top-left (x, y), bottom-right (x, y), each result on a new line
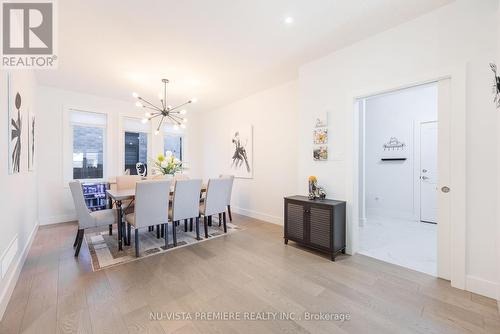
top-left (39, 213), bottom-right (76, 225)
top-left (466, 275), bottom-right (499, 300)
top-left (0, 221), bottom-right (38, 321)
top-left (231, 206), bottom-right (282, 225)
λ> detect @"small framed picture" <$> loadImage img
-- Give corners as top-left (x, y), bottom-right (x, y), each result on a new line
top-left (313, 128), bottom-right (328, 144)
top-left (313, 146), bottom-right (328, 161)
top-left (315, 113), bottom-right (328, 128)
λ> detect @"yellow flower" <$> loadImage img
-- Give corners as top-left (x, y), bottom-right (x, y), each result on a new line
top-left (308, 176), bottom-right (317, 182)
top-left (157, 154), bottom-right (165, 162)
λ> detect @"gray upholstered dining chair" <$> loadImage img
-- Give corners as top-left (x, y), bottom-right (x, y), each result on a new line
top-left (219, 174), bottom-right (235, 221)
top-left (125, 180), bottom-right (171, 257)
top-left (199, 178), bottom-right (233, 238)
top-left (169, 179), bottom-right (203, 245)
top-left (69, 181), bottom-right (116, 257)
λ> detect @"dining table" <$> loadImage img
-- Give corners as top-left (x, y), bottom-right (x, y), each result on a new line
top-left (107, 184), bottom-right (207, 251)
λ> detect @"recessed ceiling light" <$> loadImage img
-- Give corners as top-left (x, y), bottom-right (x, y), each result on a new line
top-left (284, 17), bottom-right (293, 24)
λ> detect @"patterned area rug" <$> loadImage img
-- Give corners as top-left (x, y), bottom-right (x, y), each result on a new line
top-left (85, 220), bottom-right (241, 271)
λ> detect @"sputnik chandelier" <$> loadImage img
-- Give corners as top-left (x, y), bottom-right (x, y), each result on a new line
top-left (133, 79), bottom-right (196, 134)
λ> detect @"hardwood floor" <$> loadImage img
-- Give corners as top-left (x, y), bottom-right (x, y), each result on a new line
top-left (1, 214), bottom-right (499, 334)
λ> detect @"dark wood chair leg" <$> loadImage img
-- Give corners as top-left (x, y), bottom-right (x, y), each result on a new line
top-left (161, 224), bottom-right (165, 238)
top-left (204, 216), bottom-right (209, 238)
top-left (109, 224), bottom-right (113, 236)
top-left (208, 215), bottom-right (212, 227)
top-left (172, 221), bottom-right (177, 246)
top-left (126, 223), bottom-right (131, 245)
top-left (223, 212), bottom-right (227, 233)
top-left (184, 219), bottom-right (188, 232)
top-left (195, 217), bottom-right (200, 240)
top-left (227, 205), bottom-right (232, 221)
top-left (164, 223), bottom-right (168, 248)
top-left (190, 218), bottom-right (193, 232)
top-left (218, 213), bottom-right (222, 226)
top-left (135, 228), bottom-right (139, 257)
top-left (74, 229), bottom-right (84, 257)
top-left (156, 224), bottom-right (160, 238)
top-left (73, 229), bottom-right (80, 247)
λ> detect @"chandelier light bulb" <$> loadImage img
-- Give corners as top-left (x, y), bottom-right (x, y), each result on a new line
top-left (190, 98), bottom-right (198, 103)
top-left (180, 124), bottom-right (186, 129)
top-left (145, 112), bottom-right (151, 117)
top-left (132, 92), bottom-right (139, 98)
top-left (183, 118), bottom-right (188, 123)
top-left (180, 109), bottom-right (187, 115)
top-left (141, 118), bottom-right (148, 124)
top-left (135, 101), bottom-right (143, 108)
top-left (155, 130), bottom-right (160, 135)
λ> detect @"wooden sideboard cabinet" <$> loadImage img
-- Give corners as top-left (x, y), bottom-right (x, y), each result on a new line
top-left (284, 195), bottom-right (346, 261)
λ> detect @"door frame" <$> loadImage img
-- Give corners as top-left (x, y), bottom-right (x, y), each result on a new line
top-left (349, 66), bottom-right (466, 289)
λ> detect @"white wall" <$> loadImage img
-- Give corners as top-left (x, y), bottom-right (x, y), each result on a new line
top-left (36, 86), bottom-right (202, 225)
top-left (0, 70), bottom-right (38, 319)
top-left (364, 84), bottom-right (437, 220)
top-left (297, 0), bottom-right (498, 297)
top-left (200, 81), bottom-right (298, 224)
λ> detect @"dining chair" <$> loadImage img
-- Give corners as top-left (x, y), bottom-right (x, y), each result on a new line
top-left (125, 180), bottom-right (171, 257)
top-left (115, 175), bottom-right (142, 240)
top-left (69, 181), bottom-right (116, 257)
top-left (219, 174), bottom-right (235, 221)
top-left (169, 179), bottom-right (203, 245)
top-left (173, 174), bottom-right (190, 182)
top-left (199, 178), bottom-right (232, 238)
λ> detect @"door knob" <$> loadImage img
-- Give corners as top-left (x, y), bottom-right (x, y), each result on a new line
top-left (441, 186), bottom-right (450, 193)
top-left (421, 176), bottom-right (429, 180)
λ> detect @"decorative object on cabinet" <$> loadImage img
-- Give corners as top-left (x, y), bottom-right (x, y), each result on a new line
top-left (135, 162), bottom-right (147, 176)
top-left (308, 176), bottom-right (318, 200)
top-left (490, 63), bottom-right (500, 108)
top-left (229, 125), bottom-right (253, 179)
top-left (381, 137), bottom-right (406, 161)
top-left (284, 195), bottom-right (346, 261)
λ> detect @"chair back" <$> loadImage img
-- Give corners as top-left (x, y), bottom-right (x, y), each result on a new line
top-left (219, 174), bottom-right (234, 206)
top-left (172, 179), bottom-right (202, 221)
top-left (204, 178), bottom-right (232, 216)
top-left (173, 174), bottom-right (190, 183)
top-left (116, 175), bottom-right (142, 190)
top-left (133, 180), bottom-right (171, 228)
top-left (69, 181), bottom-right (94, 229)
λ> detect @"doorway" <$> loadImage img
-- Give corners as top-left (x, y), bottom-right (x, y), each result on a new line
top-left (357, 83), bottom-right (439, 276)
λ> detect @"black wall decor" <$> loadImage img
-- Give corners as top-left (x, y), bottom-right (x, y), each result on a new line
top-left (490, 63), bottom-right (500, 108)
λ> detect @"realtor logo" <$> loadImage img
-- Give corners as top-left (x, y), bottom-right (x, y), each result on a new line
top-left (2, 1), bottom-right (57, 68)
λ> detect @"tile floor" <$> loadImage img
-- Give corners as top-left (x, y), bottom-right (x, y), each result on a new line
top-left (359, 215), bottom-right (437, 276)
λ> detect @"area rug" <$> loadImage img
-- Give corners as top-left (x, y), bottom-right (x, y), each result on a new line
top-left (84, 220), bottom-right (241, 271)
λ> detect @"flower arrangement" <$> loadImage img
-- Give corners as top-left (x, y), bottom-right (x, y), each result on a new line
top-left (153, 151), bottom-right (183, 175)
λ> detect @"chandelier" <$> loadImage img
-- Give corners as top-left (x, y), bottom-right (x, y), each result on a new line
top-left (133, 79), bottom-right (196, 134)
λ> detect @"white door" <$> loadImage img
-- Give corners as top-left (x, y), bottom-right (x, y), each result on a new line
top-left (420, 121), bottom-right (438, 223)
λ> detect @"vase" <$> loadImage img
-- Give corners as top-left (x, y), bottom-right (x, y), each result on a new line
top-left (308, 180), bottom-right (317, 200)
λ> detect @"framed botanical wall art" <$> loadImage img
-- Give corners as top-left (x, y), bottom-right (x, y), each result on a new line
top-left (7, 73), bottom-right (23, 174)
top-left (313, 146), bottom-right (328, 161)
top-left (313, 128), bottom-right (328, 144)
top-left (28, 110), bottom-right (36, 171)
top-left (229, 125), bottom-right (253, 178)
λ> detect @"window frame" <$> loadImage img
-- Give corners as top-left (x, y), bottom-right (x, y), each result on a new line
top-left (63, 106), bottom-right (109, 184)
top-left (119, 115), bottom-right (152, 176)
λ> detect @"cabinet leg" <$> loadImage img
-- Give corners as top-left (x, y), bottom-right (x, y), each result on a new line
top-left (341, 248), bottom-right (346, 254)
top-left (284, 238), bottom-right (288, 245)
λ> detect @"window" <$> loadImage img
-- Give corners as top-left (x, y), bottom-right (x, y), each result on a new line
top-left (123, 117), bottom-right (149, 175)
top-left (164, 133), bottom-right (183, 160)
top-left (71, 111), bottom-right (107, 180)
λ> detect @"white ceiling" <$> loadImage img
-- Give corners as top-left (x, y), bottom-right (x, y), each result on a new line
top-left (36, 0), bottom-right (453, 112)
